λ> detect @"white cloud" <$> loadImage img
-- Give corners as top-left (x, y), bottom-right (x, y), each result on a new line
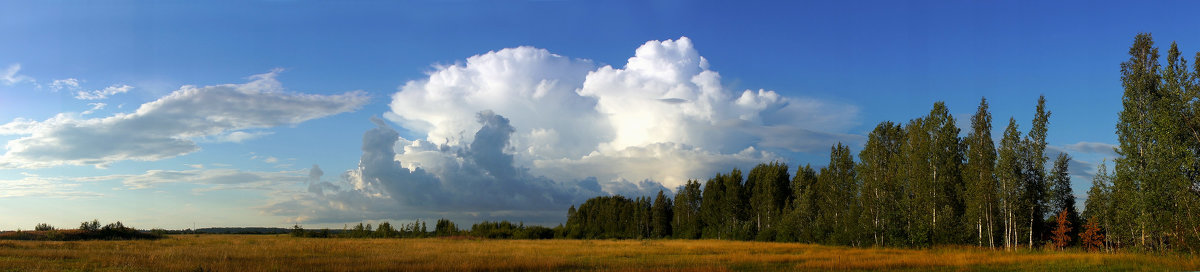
top-left (387, 37), bottom-right (858, 190)
top-left (1064, 141), bottom-right (1118, 156)
top-left (0, 173), bottom-right (102, 198)
top-left (210, 131), bottom-right (273, 143)
top-left (0, 70), bottom-right (369, 168)
top-left (78, 168), bottom-right (310, 190)
top-left (270, 37), bottom-right (861, 224)
top-left (82, 103), bottom-right (106, 115)
top-left (1, 63), bottom-right (34, 85)
top-left (74, 84), bottom-right (133, 100)
top-left (49, 78), bottom-right (81, 92)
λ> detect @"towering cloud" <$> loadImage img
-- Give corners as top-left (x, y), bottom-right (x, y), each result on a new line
top-left (388, 37), bottom-right (859, 189)
top-left (274, 37), bottom-right (862, 224)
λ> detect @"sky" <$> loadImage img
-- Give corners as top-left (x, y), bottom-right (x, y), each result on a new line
top-left (1, 0), bottom-right (1199, 230)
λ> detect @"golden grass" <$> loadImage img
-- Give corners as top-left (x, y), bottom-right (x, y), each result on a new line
top-left (0, 235), bottom-right (1196, 271)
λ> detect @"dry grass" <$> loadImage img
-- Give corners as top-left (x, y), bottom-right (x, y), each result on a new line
top-left (0, 235), bottom-right (1196, 271)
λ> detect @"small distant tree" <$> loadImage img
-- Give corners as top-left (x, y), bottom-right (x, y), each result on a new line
top-left (290, 225), bottom-right (305, 237)
top-left (1051, 209), bottom-right (1073, 250)
top-left (102, 221), bottom-right (126, 231)
top-left (376, 222), bottom-right (398, 238)
top-left (34, 223), bottom-right (54, 231)
top-left (80, 220), bottom-right (101, 232)
top-left (435, 218), bottom-right (459, 236)
top-left (1080, 218), bottom-right (1105, 252)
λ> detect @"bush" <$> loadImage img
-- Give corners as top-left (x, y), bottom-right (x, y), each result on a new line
top-left (80, 220), bottom-right (101, 232)
top-left (34, 223), bottom-right (54, 231)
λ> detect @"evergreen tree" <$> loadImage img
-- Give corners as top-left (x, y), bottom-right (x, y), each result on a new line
top-left (652, 190), bottom-right (674, 238)
top-left (1048, 153), bottom-right (1080, 245)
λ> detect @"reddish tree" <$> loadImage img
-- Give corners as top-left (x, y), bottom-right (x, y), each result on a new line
top-left (1079, 218), bottom-right (1105, 252)
top-left (1051, 208), bottom-right (1073, 250)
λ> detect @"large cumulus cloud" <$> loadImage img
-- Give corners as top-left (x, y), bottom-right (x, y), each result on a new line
top-left (0, 70), bottom-right (369, 168)
top-left (388, 36), bottom-right (859, 191)
top-left (273, 37), bottom-right (861, 224)
top-left (388, 37), bottom-right (858, 189)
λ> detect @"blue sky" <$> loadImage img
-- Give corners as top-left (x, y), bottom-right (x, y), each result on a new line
top-left (1, 0), bottom-right (1198, 230)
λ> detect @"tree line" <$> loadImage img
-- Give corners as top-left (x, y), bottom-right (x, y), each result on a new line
top-left (565, 33), bottom-right (1200, 252)
top-left (290, 218), bottom-right (558, 240)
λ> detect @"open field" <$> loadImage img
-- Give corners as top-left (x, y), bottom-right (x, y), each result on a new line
top-left (0, 235), bottom-right (1197, 271)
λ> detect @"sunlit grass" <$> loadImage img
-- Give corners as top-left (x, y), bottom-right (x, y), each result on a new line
top-left (0, 235), bottom-right (1195, 271)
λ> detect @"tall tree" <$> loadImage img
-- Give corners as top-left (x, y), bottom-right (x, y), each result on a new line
top-left (997, 118), bottom-right (1025, 250)
top-left (672, 180), bottom-right (703, 239)
top-left (652, 190), bottom-right (674, 238)
top-left (900, 117), bottom-right (933, 247)
top-left (789, 164), bottom-right (819, 242)
top-left (748, 162), bottom-right (791, 234)
top-left (1114, 33), bottom-right (1158, 249)
top-left (1021, 95), bottom-right (1051, 249)
top-left (858, 121), bottom-right (905, 246)
top-left (964, 97), bottom-right (999, 248)
top-left (1047, 153), bottom-right (1080, 245)
top-left (700, 174), bottom-right (727, 239)
top-left (1083, 160), bottom-right (1113, 250)
top-left (721, 168), bottom-right (751, 240)
top-left (817, 143), bottom-right (859, 245)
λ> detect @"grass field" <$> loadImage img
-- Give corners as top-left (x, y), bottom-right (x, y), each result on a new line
top-left (0, 235), bottom-right (1197, 271)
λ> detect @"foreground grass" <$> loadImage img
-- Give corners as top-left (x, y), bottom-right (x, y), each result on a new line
top-left (0, 235), bottom-right (1196, 271)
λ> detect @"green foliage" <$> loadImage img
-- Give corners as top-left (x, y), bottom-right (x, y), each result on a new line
top-left (964, 98), bottom-right (999, 248)
top-left (80, 219), bottom-right (101, 232)
top-left (858, 121), bottom-right (905, 247)
top-left (435, 218), bottom-right (461, 237)
top-left (652, 190), bottom-right (673, 238)
top-left (747, 162), bottom-right (790, 236)
top-left (1021, 96), bottom-right (1052, 249)
top-left (671, 180), bottom-right (703, 239)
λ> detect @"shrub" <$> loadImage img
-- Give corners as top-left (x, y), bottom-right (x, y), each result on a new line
top-left (80, 220), bottom-right (101, 232)
top-left (34, 223), bottom-right (54, 231)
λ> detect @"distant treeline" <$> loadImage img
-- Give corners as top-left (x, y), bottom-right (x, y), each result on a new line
top-left (0, 220), bottom-right (162, 241)
top-left (290, 218), bottom-right (559, 240)
top-left (563, 33), bottom-right (1200, 252)
top-left (154, 227), bottom-right (291, 235)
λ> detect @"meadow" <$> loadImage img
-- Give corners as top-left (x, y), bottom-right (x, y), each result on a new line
top-left (0, 235), bottom-right (1197, 271)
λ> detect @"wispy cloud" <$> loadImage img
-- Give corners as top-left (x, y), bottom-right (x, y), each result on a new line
top-left (2, 63), bottom-right (34, 85)
top-left (74, 84), bottom-right (133, 100)
top-left (78, 168), bottom-right (310, 190)
top-left (1063, 141), bottom-right (1118, 156)
top-left (49, 78), bottom-right (80, 92)
top-left (0, 70), bottom-right (369, 168)
top-left (0, 173), bottom-right (103, 199)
